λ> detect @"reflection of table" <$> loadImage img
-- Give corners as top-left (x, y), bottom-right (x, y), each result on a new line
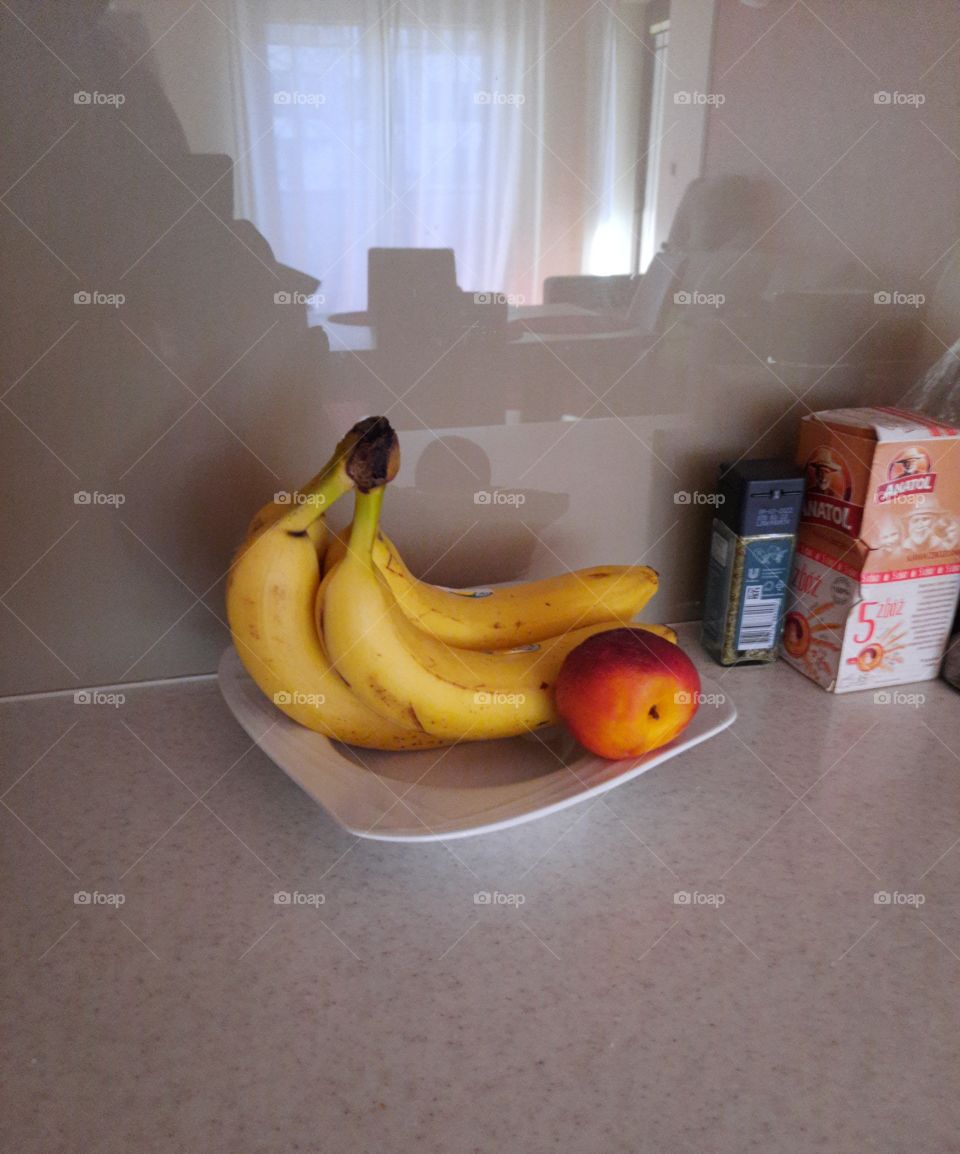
top-left (314, 302), bottom-right (887, 435)
top-left (313, 306), bottom-right (660, 429)
top-left (311, 311), bottom-right (374, 352)
top-left (312, 302), bottom-right (900, 433)
top-left (314, 304), bottom-right (645, 351)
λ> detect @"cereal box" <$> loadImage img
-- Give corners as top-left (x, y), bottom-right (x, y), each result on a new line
top-left (781, 406), bottom-right (960, 692)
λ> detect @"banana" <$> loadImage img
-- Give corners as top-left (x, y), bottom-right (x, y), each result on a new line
top-left (323, 529), bottom-right (659, 650)
top-left (320, 487), bottom-right (672, 743)
top-left (245, 499), bottom-right (297, 539)
top-left (227, 420), bottom-right (448, 751)
top-left (319, 488), bottom-right (549, 740)
top-left (243, 499), bottom-right (329, 564)
top-left (384, 585), bottom-right (675, 695)
top-left (230, 416), bottom-right (676, 751)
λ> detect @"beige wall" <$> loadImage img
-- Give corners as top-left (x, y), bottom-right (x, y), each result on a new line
top-left (702, 0), bottom-right (960, 288)
top-left (2, 1), bottom-right (958, 696)
top-left (113, 0), bottom-right (240, 160)
top-left (649, 0), bottom-right (718, 257)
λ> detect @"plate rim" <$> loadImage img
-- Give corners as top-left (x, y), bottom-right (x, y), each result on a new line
top-left (217, 646), bottom-right (736, 842)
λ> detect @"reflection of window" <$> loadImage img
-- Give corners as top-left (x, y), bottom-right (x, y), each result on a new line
top-left (233, 2), bottom-right (645, 311)
top-left (639, 19), bottom-right (669, 272)
top-left (255, 15), bottom-right (495, 309)
top-left (266, 24), bottom-right (487, 197)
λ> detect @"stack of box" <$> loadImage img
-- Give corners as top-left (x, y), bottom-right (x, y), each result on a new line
top-left (781, 406), bottom-right (960, 692)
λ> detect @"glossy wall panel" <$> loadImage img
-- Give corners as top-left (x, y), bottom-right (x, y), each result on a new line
top-left (1, 0), bottom-right (957, 695)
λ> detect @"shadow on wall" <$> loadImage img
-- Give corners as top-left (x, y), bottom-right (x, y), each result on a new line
top-left (0, 2), bottom-right (331, 694)
top-left (328, 436), bottom-right (570, 587)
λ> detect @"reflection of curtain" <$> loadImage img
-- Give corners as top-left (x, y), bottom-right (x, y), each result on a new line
top-left (581, 4), bottom-right (645, 277)
top-left (231, 0), bottom-right (642, 310)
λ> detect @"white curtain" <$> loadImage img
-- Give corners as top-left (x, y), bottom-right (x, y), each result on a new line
top-left (230, 0), bottom-right (641, 311)
top-left (581, 4), bottom-right (645, 277)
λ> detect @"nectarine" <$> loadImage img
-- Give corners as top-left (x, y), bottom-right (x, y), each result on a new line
top-left (555, 628), bottom-right (700, 759)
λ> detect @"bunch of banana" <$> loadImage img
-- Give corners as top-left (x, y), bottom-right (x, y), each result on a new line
top-left (227, 418), bottom-right (447, 749)
top-left (227, 416), bottom-right (675, 749)
top-left (322, 530), bottom-right (661, 650)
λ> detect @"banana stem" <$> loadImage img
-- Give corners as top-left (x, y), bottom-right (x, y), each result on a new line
top-left (348, 486), bottom-right (385, 564)
top-left (278, 463), bottom-right (354, 533)
top-left (278, 417), bottom-right (398, 534)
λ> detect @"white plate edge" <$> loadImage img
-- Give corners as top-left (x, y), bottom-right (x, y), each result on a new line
top-left (218, 647), bottom-right (737, 843)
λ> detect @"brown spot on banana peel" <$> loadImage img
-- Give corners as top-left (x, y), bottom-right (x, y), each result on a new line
top-left (424, 674), bottom-right (472, 690)
top-left (416, 606), bottom-right (464, 626)
top-left (368, 680), bottom-right (431, 730)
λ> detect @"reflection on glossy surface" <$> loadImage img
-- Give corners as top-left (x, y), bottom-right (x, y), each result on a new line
top-left (1, 0), bottom-right (958, 693)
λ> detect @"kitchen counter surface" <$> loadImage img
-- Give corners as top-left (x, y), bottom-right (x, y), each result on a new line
top-left (3, 627), bottom-right (960, 1153)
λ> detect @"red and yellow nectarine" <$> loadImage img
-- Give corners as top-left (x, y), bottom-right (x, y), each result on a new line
top-left (555, 628), bottom-right (700, 759)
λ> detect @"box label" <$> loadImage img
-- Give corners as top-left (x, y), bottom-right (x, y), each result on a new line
top-left (735, 537), bottom-right (793, 651)
top-left (702, 521), bottom-right (795, 662)
top-left (875, 472), bottom-right (935, 504)
top-left (782, 539), bottom-right (960, 692)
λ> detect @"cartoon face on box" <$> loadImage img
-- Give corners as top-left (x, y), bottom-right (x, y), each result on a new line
top-left (796, 408), bottom-right (960, 557)
top-left (797, 427), bottom-right (868, 536)
top-left (887, 445), bottom-right (931, 481)
top-left (873, 444), bottom-right (936, 510)
top-left (866, 441), bottom-right (960, 567)
top-left (804, 444), bottom-right (852, 502)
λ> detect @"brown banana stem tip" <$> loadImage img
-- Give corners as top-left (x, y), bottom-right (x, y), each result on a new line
top-left (345, 416), bottom-right (400, 492)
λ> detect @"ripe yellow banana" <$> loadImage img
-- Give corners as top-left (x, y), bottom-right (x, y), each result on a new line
top-left (323, 530), bottom-right (659, 650)
top-left (384, 585), bottom-right (674, 696)
top-left (226, 421), bottom-right (448, 751)
top-left (320, 488), bottom-right (673, 743)
top-left (320, 489), bottom-right (550, 739)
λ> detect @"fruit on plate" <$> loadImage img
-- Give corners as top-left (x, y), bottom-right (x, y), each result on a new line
top-left (226, 415), bottom-right (679, 751)
top-left (226, 419), bottom-right (448, 750)
top-left (554, 628), bottom-right (701, 759)
top-left (320, 486), bottom-right (559, 740)
top-left (319, 487), bottom-right (674, 742)
top-left (322, 530), bottom-right (659, 650)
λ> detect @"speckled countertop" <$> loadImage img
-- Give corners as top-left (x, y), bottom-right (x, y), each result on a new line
top-left (3, 625), bottom-right (960, 1153)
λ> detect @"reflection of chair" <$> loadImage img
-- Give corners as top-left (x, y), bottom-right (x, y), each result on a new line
top-left (353, 246), bottom-right (516, 354)
top-left (544, 174), bottom-right (765, 338)
top-left (663, 173), bottom-right (759, 252)
top-left (368, 247), bottom-right (462, 347)
top-left (541, 173), bottom-right (875, 371)
top-left (0, 2), bottom-right (333, 694)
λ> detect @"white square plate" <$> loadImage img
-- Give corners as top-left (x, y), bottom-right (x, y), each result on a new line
top-left (218, 647), bottom-right (736, 842)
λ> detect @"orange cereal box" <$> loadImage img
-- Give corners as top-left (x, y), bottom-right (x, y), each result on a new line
top-left (781, 407), bottom-right (960, 692)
